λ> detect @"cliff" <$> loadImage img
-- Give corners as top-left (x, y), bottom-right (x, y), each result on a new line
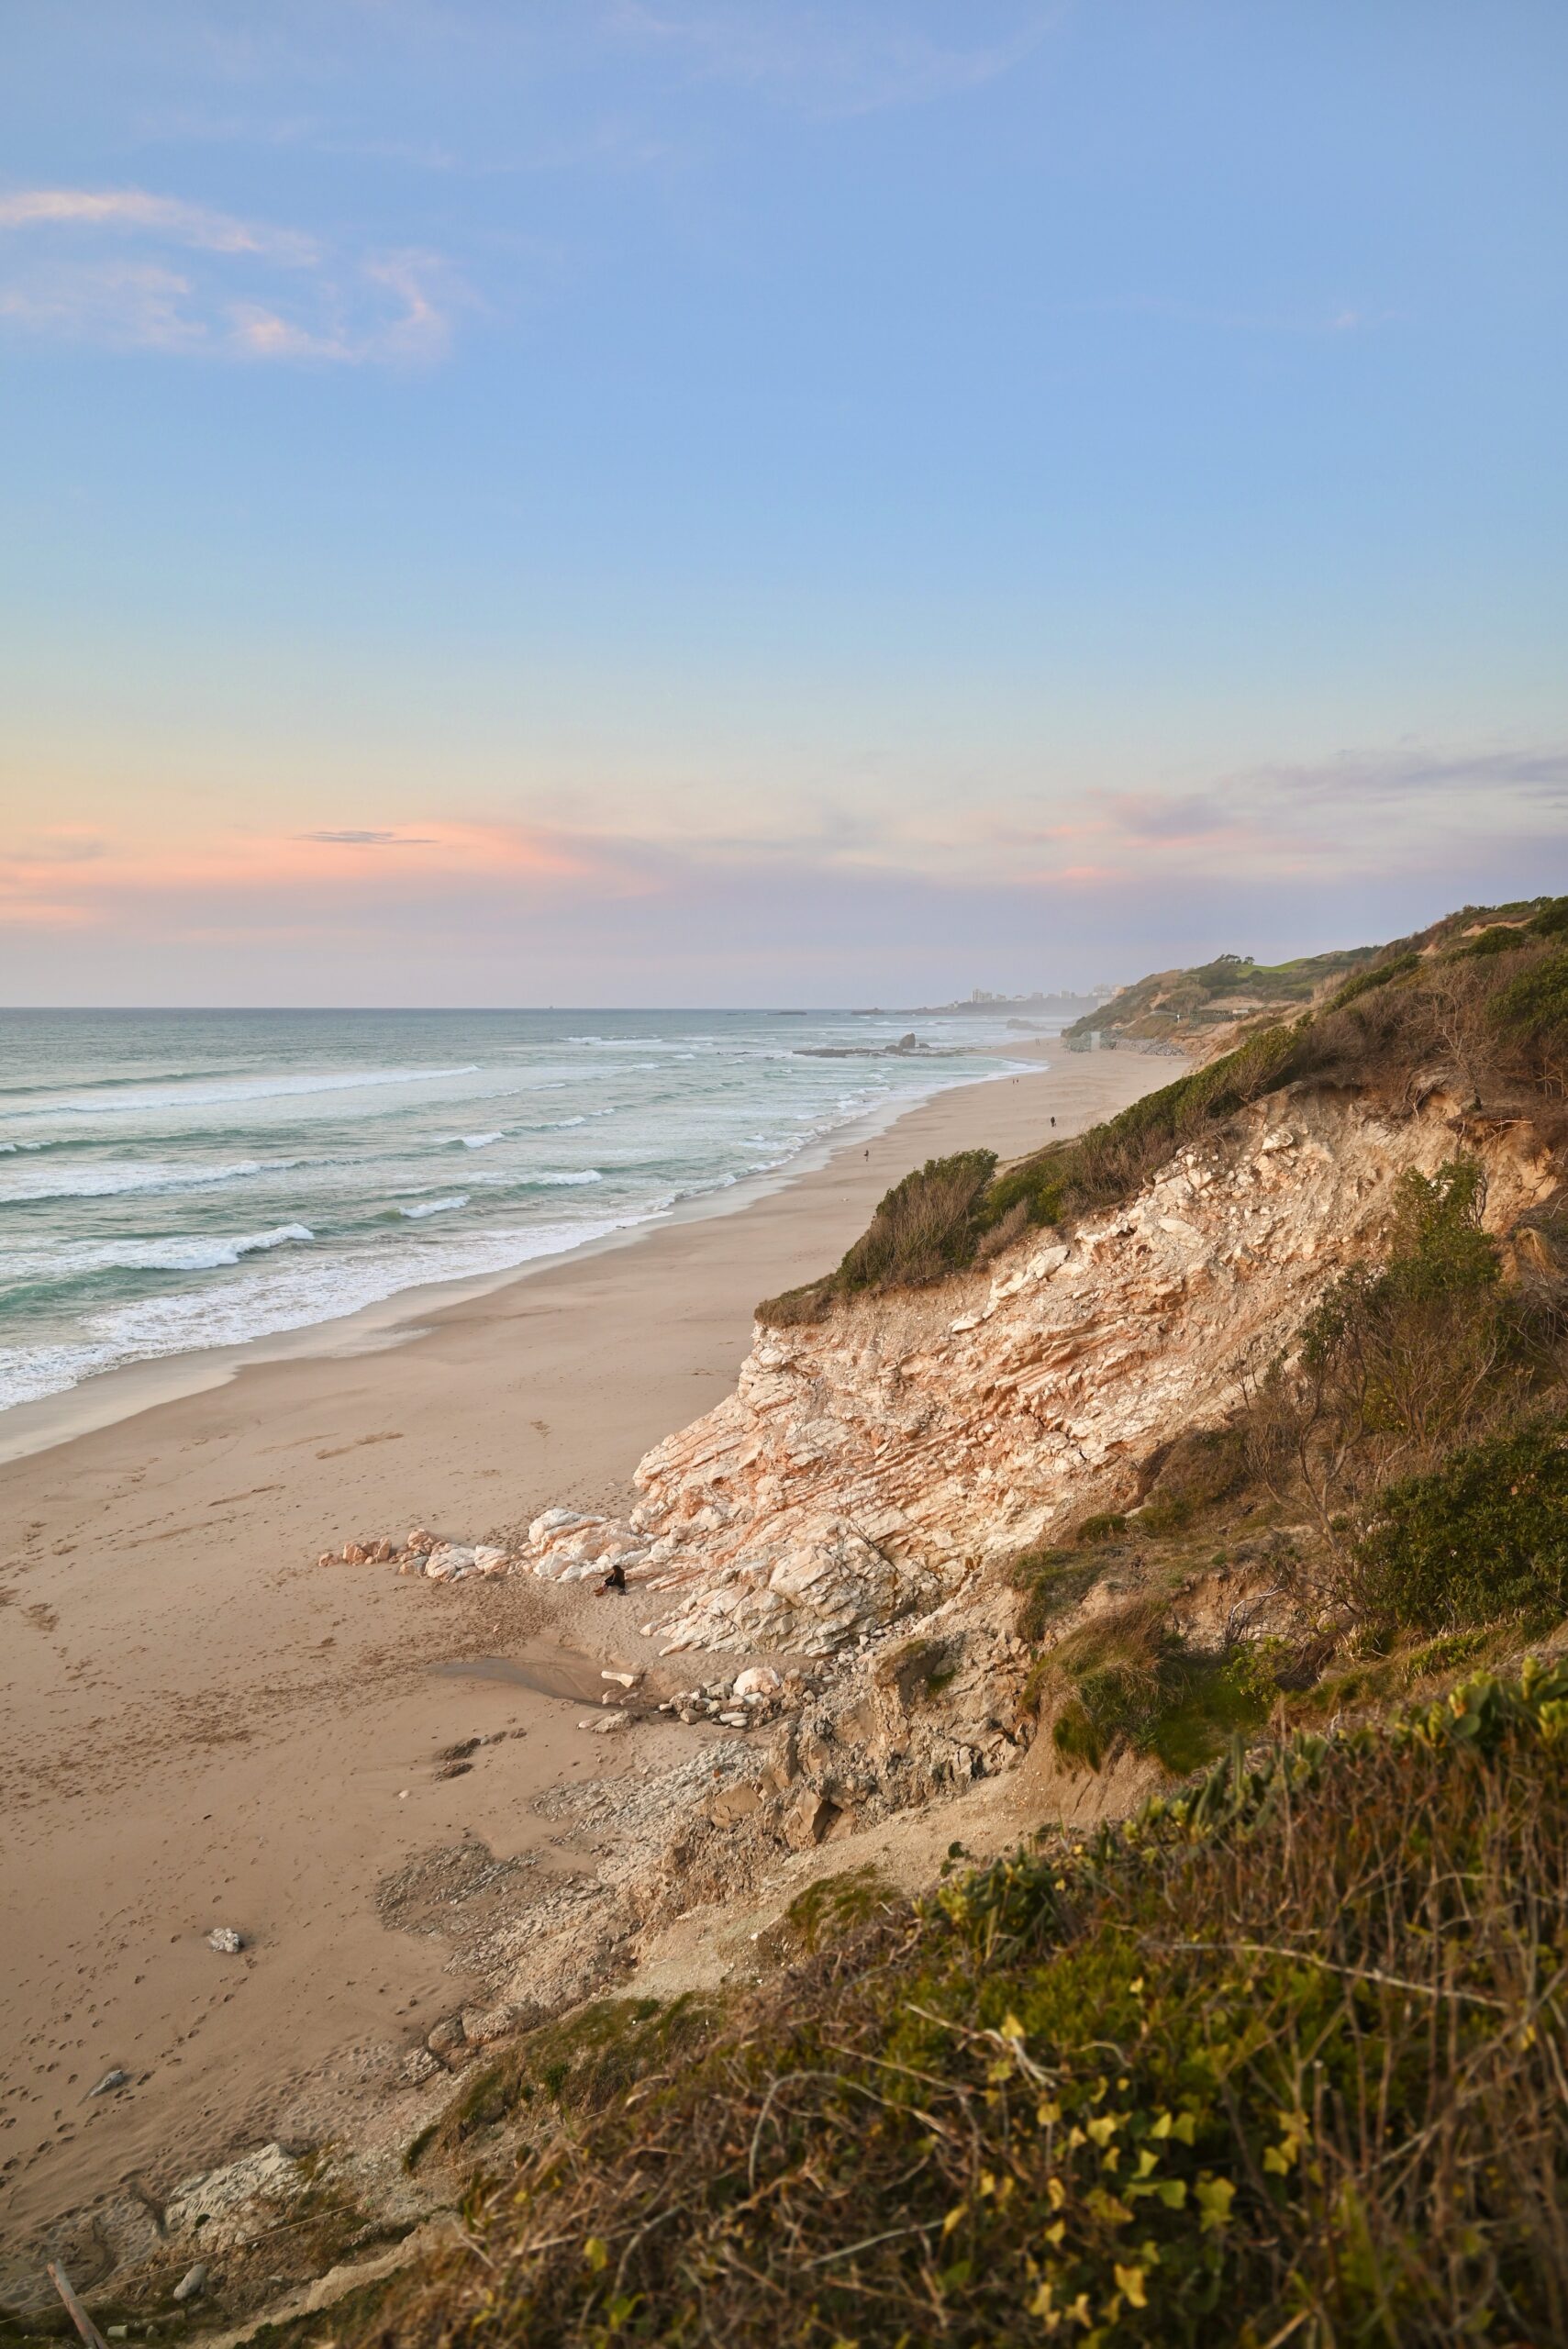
top-left (24, 898), bottom-right (1568, 2346)
top-left (519, 1087), bottom-right (1557, 1659)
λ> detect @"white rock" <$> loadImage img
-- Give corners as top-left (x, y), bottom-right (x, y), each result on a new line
top-left (593, 1711), bottom-right (630, 1734)
top-left (732, 1665), bottom-right (783, 1699)
top-left (206, 1926), bottom-right (244, 1954)
top-left (528, 1508), bottom-right (591, 1544)
top-left (424, 1542), bottom-right (477, 1583)
top-left (172, 2264), bottom-right (207, 2303)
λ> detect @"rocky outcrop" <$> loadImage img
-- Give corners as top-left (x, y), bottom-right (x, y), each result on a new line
top-left (520, 1090), bottom-right (1557, 1656)
top-left (317, 1528), bottom-right (512, 1582)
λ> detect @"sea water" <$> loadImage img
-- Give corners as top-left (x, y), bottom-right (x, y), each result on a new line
top-left (0, 1007), bottom-right (1041, 1416)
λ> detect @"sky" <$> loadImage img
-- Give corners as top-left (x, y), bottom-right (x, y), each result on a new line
top-left (1, 0), bottom-right (1565, 1006)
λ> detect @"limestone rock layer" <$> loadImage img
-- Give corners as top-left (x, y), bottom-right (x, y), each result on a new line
top-left (520, 1092), bottom-right (1552, 1654)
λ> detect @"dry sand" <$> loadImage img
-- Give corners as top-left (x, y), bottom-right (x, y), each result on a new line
top-left (0, 1050), bottom-right (1168, 2248)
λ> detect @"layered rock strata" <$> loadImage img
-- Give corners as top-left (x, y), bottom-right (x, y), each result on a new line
top-left (519, 1090), bottom-right (1555, 1655)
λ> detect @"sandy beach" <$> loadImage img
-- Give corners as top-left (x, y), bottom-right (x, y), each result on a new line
top-left (0, 1050), bottom-right (1168, 2253)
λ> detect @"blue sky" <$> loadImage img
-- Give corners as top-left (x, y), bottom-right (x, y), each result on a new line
top-left (2, 1), bottom-right (1564, 1004)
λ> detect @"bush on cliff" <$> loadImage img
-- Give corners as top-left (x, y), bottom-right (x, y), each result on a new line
top-left (756, 899), bottom-right (1568, 1328)
top-left (1240, 1159), bottom-right (1564, 1548)
top-left (837, 1149), bottom-right (998, 1292)
top-left (354, 1662), bottom-right (1568, 2348)
top-left (758, 1149), bottom-right (997, 1322)
top-left (1348, 1417), bottom-right (1568, 1639)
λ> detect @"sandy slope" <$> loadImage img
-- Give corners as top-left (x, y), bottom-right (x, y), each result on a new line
top-left (0, 1052), bottom-right (1167, 2248)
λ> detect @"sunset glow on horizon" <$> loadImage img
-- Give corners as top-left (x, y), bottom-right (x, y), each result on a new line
top-left (3, 3), bottom-right (1564, 1002)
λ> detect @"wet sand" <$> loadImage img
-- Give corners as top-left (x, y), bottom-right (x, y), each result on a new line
top-left (0, 1050), bottom-right (1169, 2246)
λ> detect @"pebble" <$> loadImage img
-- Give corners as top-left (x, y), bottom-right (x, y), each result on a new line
top-left (172, 2264), bottom-right (207, 2304)
top-left (206, 1926), bottom-right (244, 1954)
top-left (88, 2068), bottom-right (128, 2097)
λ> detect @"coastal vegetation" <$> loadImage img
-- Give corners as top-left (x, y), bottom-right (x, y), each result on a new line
top-left (355, 1663), bottom-right (1568, 2348)
top-left (319, 895), bottom-right (1568, 2348)
top-left (758, 894), bottom-right (1568, 1325)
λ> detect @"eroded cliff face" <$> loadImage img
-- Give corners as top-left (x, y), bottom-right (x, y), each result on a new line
top-left (521, 1089), bottom-right (1556, 1656)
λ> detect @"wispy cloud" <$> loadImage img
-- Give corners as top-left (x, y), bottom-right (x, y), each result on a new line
top-left (300, 829), bottom-right (440, 846)
top-left (1082, 741), bottom-right (1568, 878)
top-left (611, 2), bottom-right (1062, 118)
top-left (0, 184), bottom-right (458, 362)
top-left (0, 186), bottom-right (317, 262)
top-left (6, 739), bottom-right (1563, 954)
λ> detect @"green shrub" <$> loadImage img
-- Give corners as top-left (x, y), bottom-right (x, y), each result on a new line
top-left (1243, 1159), bottom-right (1545, 1531)
top-left (1325, 949), bottom-right (1420, 1008)
top-left (357, 1663), bottom-right (1568, 2349)
top-left (418, 1997), bottom-right (714, 2166)
top-left (1350, 1418), bottom-right (1568, 1635)
top-left (981, 1024), bottom-right (1304, 1238)
top-left (1011, 1548), bottom-right (1105, 1641)
top-left (1042, 1598), bottom-right (1262, 1776)
top-left (1449, 924), bottom-right (1529, 961)
top-left (758, 1152), bottom-right (1000, 1319)
top-left (1492, 945), bottom-right (1568, 1043)
top-left (1048, 1602), bottom-right (1274, 1777)
top-left (836, 1149), bottom-right (997, 1294)
top-left (1142, 1647), bottom-right (1275, 1774)
top-left (767, 1866), bottom-right (896, 1960)
top-left (752, 1276), bottom-right (830, 1326)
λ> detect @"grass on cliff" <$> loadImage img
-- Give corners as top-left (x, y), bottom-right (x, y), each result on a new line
top-left (353, 1661), bottom-right (1568, 2349)
top-left (758, 895), bottom-right (1568, 1327)
top-left (1011, 1156), bottom-right (1568, 1784)
top-left (339, 1009), bottom-right (1568, 2347)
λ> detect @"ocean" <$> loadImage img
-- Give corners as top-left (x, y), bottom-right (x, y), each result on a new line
top-left (0, 1007), bottom-right (1042, 1418)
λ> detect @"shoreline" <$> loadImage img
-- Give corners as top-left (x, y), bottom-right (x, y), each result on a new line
top-left (0, 1055), bottom-right (1035, 1472)
top-left (0, 1048), bottom-right (1171, 2254)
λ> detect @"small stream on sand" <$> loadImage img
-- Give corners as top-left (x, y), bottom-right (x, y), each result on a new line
top-left (434, 1645), bottom-right (627, 1708)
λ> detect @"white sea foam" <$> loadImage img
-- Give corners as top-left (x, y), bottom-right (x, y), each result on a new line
top-left (0, 1225), bottom-right (314, 1284)
top-left (0, 1216), bottom-right (629, 1411)
top-left (3, 1064), bottom-right (484, 1123)
top-left (0, 1159), bottom-right (270, 1203)
top-left (0, 1009), bottom-right (1019, 1421)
